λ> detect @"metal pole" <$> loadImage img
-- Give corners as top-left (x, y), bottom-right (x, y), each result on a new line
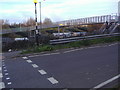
top-left (34, 3), bottom-right (39, 46)
top-left (39, 2), bottom-right (42, 31)
top-left (20, 23), bottom-right (21, 31)
top-left (58, 25), bottom-right (60, 38)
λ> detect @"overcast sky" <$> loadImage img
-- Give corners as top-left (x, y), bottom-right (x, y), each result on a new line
top-left (0, 0), bottom-right (119, 23)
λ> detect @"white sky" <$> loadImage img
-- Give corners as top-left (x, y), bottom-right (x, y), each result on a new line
top-left (0, 0), bottom-right (119, 23)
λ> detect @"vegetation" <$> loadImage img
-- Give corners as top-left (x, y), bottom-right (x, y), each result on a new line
top-left (21, 36), bottom-right (120, 54)
top-left (1, 17), bottom-right (53, 29)
top-left (2, 32), bottom-right (28, 38)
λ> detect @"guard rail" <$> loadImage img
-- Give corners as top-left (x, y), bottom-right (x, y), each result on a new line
top-left (50, 33), bottom-right (120, 44)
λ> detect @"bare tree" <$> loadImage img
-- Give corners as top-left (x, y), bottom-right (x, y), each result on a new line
top-left (0, 19), bottom-right (3, 30)
top-left (25, 17), bottom-right (35, 26)
top-left (1, 19), bottom-right (10, 29)
top-left (43, 18), bottom-right (53, 27)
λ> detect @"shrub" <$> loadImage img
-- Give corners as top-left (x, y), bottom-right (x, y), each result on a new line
top-left (20, 36), bottom-right (119, 54)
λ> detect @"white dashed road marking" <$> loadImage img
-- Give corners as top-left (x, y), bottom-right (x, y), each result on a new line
top-left (6, 77), bottom-right (10, 80)
top-left (0, 73), bottom-right (3, 78)
top-left (47, 77), bottom-right (59, 84)
top-left (7, 82), bottom-right (12, 85)
top-left (22, 57), bottom-right (28, 59)
top-left (32, 64), bottom-right (39, 68)
top-left (3, 67), bottom-right (6, 69)
top-left (5, 73), bottom-right (9, 75)
top-left (92, 74), bottom-right (120, 89)
top-left (38, 70), bottom-right (47, 75)
top-left (26, 60), bottom-right (32, 63)
top-left (0, 82), bottom-right (5, 89)
top-left (4, 70), bottom-right (7, 72)
top-left (0, 67), bottom-right (1, 71)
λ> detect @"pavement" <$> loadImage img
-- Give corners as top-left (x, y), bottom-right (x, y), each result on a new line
top-left (0, 42), bottom-right (119, 89)
top-left (2, 51), bottom-right (22, 60)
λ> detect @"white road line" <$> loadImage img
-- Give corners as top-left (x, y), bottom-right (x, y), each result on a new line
top-left (29, 53), bottom-right (60, 57)
top-left (108, 43), bottom-right (118, 46)
top-left (2, 60), bottom-right (4, 61)
top-left (87, 45), bottom-right (109, 49)
top-left (7, 82), bottom-right (12, 85)
top-left (88, 47), bottom-right (96, 49)
top-left (38, 70), bottom-right (47, 75)
top-left (41, 54), bottom-right (51, 56)
top-left (50, 52), bottom-right (60, 55)
top-left (29, 55), bottom-right (40, 57)
top-left (47, 77), bottom-right (59, 84)
top-left (64, 48), bottom-right (83, 53)
top-left (0, 82), bottom-right (5, 89)
top-left (5, 73), bottom-right (9, 75)
top-left (64, 49), bottom-right (78, 53)
top-left (93, 74), bottom-right (120, 89)
top-left (22, 57), bottom-right (28, 59)
top-left (29, 54), bottom-right (48, 57)
top-left (3, 67), bottom-right (6, 69)
top-left (26, 60), bottom-right (32, 63)
top-left (64, 44), bottom-right (117, 53)
top-left (32, 64), bottom-right (39, 68)
top-left (4, 70), bottom-right (7, 72)
top-left (0, 73), bottom-right (3, 78)
top-left (0, 67), bottom-right (1, 71)
top-left (6, 77), bottom-right (10, 80)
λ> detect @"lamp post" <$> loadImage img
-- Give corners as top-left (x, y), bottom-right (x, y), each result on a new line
top-left (33, 0), bottom-right (39, 46)
top-left (39, 2), bottom-right (42, 30)
top-left (118, 1), bottom-right (120, 23)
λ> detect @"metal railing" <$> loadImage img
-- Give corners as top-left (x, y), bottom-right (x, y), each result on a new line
top-left (50, 33), bottom-right (120, 44)
top-left (1, 14), bottom-right (119, 34)
top-left (56, 14), bottom-right (118, 26)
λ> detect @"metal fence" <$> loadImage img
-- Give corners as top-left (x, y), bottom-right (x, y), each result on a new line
top-left (1, 14), bottom-right (119, 34)
top-left (50, 33), bottom-right (120, 44)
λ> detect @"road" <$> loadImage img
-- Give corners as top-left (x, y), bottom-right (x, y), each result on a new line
top-left (1, 43), bottom-right (119, 89)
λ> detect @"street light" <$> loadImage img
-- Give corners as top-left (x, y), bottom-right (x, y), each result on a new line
top-left (39, 2), bottom-right (42, 30)
top-left (33, 0), bottom-right (39, 46)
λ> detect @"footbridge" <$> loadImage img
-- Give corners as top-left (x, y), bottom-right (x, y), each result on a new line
top-left (1, 14), bottom-right (119, 34)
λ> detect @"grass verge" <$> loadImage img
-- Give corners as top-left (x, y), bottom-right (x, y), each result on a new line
top-left (21, 36), bottom-right (120, 54)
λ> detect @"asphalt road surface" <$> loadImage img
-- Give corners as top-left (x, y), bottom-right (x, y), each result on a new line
top-left (1, 43), bottom-right (119, 89)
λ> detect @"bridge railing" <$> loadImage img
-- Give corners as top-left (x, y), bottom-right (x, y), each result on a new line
top-left (56, 14), bottom-right (118, 26)
top-left (1, 14), bottom-right (119, 34)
